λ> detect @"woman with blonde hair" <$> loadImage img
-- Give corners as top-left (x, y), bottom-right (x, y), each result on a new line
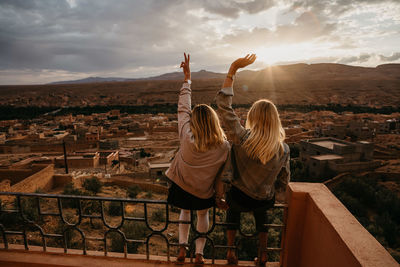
top-left (166, 53), bottom-right (230, 264)
top-left (215, 54), bottom-right (290, 266)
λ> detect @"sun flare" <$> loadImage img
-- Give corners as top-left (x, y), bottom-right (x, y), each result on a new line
top-left (254, 43), bottom-right (320, 65)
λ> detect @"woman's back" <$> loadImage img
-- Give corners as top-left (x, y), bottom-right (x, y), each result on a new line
top-left (216, 86), bottom-right (290, 201)
top-left (166, 81), bottom-right (230, 200)
top-left (230, 140), bottom-right (289, 200)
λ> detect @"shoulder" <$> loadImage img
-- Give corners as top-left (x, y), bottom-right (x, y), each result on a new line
top-left (223, 140), bottom-right (231, 149)
top-left (281, 142), bottom-right (290, 162)
top-left (282, 142), bottom-right (290, 154)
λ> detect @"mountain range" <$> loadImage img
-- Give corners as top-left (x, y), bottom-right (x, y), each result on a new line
top-left (49, 63), bottom-right (400, 84)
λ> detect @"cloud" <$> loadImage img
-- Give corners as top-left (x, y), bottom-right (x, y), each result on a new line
top-left (200, 0), bottom-right (276, 18)
top-left (221, 11), bottom-right (336, 49)
top-left (338, 53), bottom-right (372, 64)
top-left (0, 0), bottom-right (399, 84)
top-left (379, 52), bottom-right (400, 61)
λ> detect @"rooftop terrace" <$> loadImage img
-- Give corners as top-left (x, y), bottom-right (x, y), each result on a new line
top-left (0, 183), bottom-right (397, 267)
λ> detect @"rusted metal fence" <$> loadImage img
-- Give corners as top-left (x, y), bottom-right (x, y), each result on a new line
top-left (0, 191), bottom-right (287, 265)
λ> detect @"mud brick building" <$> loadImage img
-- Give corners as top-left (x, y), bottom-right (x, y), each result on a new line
top-left (300, 137), bottom-right (380, 180)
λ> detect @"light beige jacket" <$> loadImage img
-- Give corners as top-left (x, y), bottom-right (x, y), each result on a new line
top-left (165, 82), bottom-right (230, 199)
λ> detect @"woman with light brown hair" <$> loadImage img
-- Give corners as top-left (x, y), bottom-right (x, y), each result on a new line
top-left (215, 54), bottom-right (290, 266)
top-left (166, 53), bottom-right (230, 264)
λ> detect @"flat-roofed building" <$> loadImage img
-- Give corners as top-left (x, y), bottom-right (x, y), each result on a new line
top-left (300, 137), bottom-right (378, 180)
top-left (148, 162), bottom-right (170, 183)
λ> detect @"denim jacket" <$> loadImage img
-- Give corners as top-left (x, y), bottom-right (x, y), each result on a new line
top-left (215, 86), bottom-right (290, 200)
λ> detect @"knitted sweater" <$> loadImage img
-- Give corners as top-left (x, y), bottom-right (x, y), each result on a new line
top-left (165, 82), bottom-right (230, 199)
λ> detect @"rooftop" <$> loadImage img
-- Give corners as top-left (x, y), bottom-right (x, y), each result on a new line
top-left (148, 163), bottom-right (171, 168)
top-left (310, 154), bottom-right (344, 161)
top-left (311, 140), bottom-right (348, 150)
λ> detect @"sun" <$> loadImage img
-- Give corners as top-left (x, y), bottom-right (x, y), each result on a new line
top-left (254, 43), bottom-right (317, 65)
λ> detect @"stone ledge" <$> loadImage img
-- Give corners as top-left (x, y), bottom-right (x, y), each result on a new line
top-left (0, 245), bottom-right (280, 267)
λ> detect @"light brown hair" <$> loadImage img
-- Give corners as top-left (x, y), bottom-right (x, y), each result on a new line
top-left (190, 104), bottom-right (226, 152)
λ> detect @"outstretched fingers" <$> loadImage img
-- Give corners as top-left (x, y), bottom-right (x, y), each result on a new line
top-left (184, 52), bottom-right (190, 65)
top-left (249, 54), bottom-right (256, 63)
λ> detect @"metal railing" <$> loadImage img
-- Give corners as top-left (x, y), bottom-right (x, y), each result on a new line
top-left (0, 191), bottom-right (287, 265)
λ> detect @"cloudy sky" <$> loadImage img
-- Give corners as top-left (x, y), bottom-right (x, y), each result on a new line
top-left (0, 0), bottom-right (400, 85)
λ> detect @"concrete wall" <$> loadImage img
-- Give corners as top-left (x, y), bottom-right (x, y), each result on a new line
top-left (52, 174), bottom-right (73, 189)
top-left (329, 160), bottom-right (381, 173)
top-left (283, 183), bottom-right (398, 267)
top-left (55, 156), bottom-right (99, 169)
top-left (11, 164), bottom-right (55, 192)
top-left (0, 169), bottom-right (35, 185)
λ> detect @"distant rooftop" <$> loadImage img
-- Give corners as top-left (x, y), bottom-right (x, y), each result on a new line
top-left (148, 162), bottom-right (170, 168)
top-left (311, 140), bottom-right (348, 150)
top-left (311, 154), bottom-right (344, 161)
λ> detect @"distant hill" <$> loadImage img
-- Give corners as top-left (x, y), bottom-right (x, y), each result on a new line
top-left (49, 63), bottom-right (400, 85)
top-left (49, 70), bottom-right (225, 84)
top-left (2, 63), bottom-right (399, 108)
top-left (49, 77), bottom-right (131, 84)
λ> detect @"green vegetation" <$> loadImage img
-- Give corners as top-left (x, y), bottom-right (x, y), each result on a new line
top-left (289, 159), bottom-right (309, 182)
top-left (82, 177), bottom-right (103, 195)
top-left (139, 148), bottom-right (151, 158)
top-left (109, 221), bottom-right (150, 253)
top-left (332, 176), bottom-right (400, 262)
top-left (151, 209), bottom-right (166, 222)
top-left (288, 143), bottom-right (300, 159)
top-left (63, 182), bottom-right (83, 195)
top-left (201, 209), bottom-right (284, 261)
top-left (127, 185), bottom-right (141, 198)
top-left (107, 201), bottom-right (122, 216)
top-left (1, 103), bottom-right (399, 120)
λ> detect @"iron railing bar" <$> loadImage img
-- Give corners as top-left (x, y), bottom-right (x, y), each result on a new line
top-left (4, 230), bottom-right (25, 235)
top-left (167, 220), bottom-right (191, 224)
top-left (81, 214), bottom-right (102, 219)
top-left (0, 192), bottom-right (167, 204)
top-left (0, 209), bottom-right (19, 213)
top-left (126, 239), bottom-right (146, 244)
top-left (43, 233), bottom-right (63, 238)
top-left (38, 212), bottom-right (60, 216)
top-left (85, 236), bottom-right (105, 241)
top-left (123, 217), bottom-right (145, 221)
top-left (264, 223), bottom-right (285, 228)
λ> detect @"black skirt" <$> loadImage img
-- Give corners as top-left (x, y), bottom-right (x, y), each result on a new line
top-left (226, 186), bottom-right (275, 211)
top-left (168, 182), bottom-right (215, 210)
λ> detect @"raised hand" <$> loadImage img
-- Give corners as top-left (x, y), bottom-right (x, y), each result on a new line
top-left (180, 52), bottom-right (191, 82)
top-left (229, 54), bottom-right (256, 74)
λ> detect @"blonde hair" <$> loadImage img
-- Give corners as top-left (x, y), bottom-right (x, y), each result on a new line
top-left (243, 99), bottom-right (285, 164)
top-left (190, 104), bottom-right (226, 152)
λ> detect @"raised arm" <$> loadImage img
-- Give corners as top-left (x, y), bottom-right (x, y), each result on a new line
top-left (177, 53), bottom-right (192, 139)
top-left (216, 54), bottom-right (256, 144)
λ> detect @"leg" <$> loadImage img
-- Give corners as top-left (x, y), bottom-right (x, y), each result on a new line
top-left (226, 207), bottom-right (240, 265)
top-left (253, 207), bottom-right (268, 266)
top-left (195, 209), bottom-right (209, 255)
top-left (177, 209), bottom-right (191, 262)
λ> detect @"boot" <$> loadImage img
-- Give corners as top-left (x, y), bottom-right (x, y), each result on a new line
top-left (194, 253), bottom-right (205, 265)
top-left (255, 232), bottom-right (268, 267)
top-left (176, 245), bottom-right (187, 263)
top-left (226, 230), bottom-right (238, 265)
